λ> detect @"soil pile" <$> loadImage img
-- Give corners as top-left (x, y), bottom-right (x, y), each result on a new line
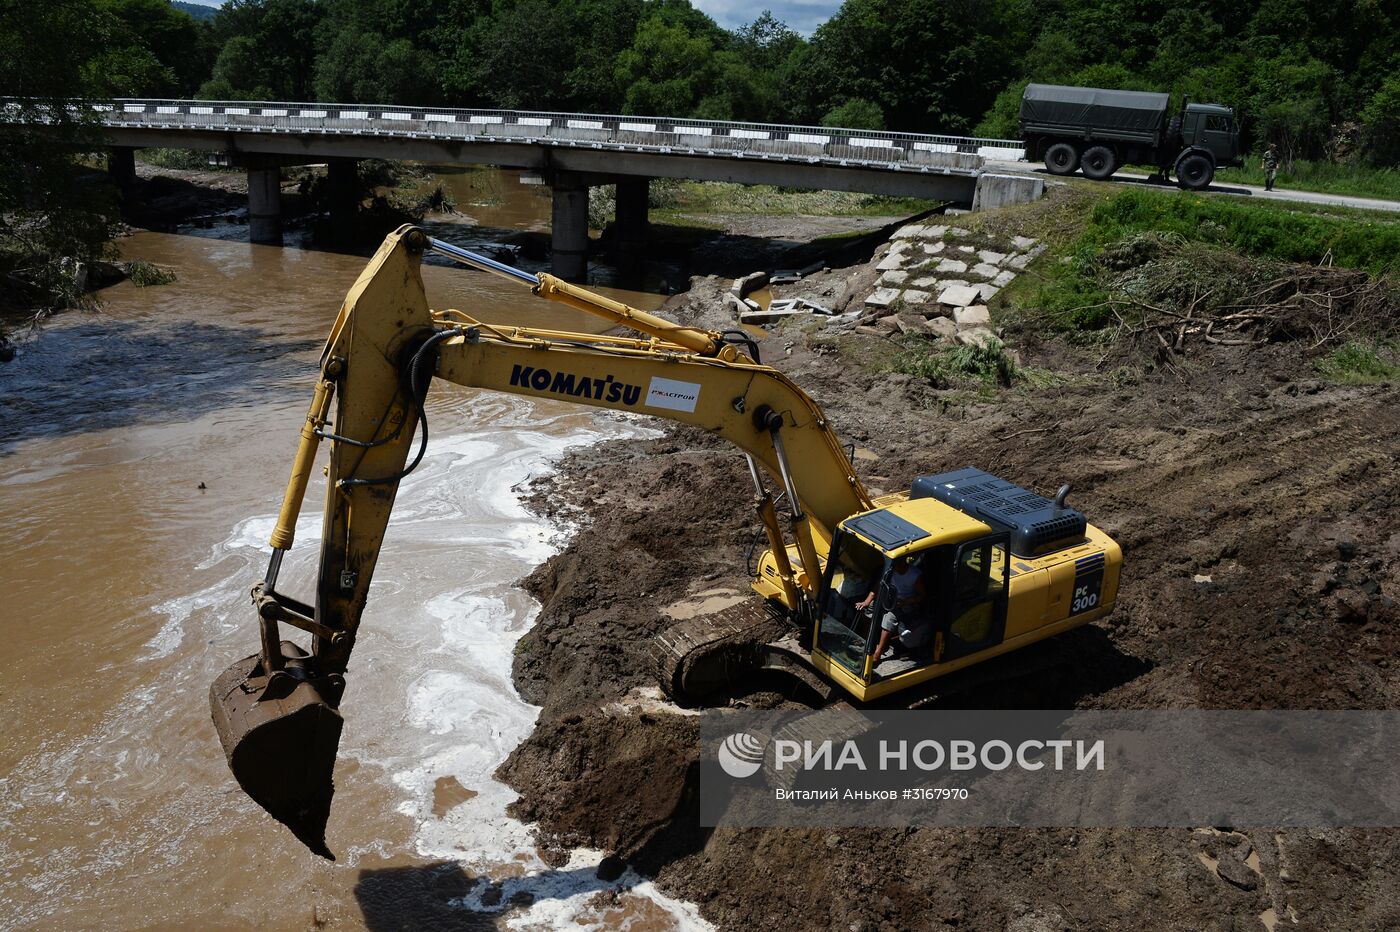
top-left (500, 205), bottom-right (1400, 929)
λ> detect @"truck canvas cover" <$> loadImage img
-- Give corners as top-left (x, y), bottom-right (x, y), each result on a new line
top-left (1020, 83), bottom-right (1169, 134)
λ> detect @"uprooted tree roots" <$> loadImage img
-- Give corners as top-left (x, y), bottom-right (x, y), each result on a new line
top-left (1072, 235), bottom-right (1398, 357)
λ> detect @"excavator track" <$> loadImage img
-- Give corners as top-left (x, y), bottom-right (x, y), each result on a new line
top-left (649, 598), bottom-right (789, 704)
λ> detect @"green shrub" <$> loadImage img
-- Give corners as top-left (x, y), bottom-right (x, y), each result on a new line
top-left (126, 260), bottom-right (176, 286)
top-left (892, 340), bottom-right (1019, 387)
top-left (1315, 341), bottom-right (1400, 383)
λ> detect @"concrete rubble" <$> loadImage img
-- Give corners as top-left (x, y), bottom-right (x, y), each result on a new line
top-left (721, 215), bottom-right (1044, 351)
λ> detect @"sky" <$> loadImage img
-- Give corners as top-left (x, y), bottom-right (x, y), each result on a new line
top-left (175, 0), bottom-right (844, 35)
top-left (692, 0), bottom-right (841, 33)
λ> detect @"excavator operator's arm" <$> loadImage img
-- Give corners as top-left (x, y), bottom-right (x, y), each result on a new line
top-left (210, 226), bottom-right (870, 858)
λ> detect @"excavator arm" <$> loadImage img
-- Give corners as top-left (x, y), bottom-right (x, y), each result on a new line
top-left (211, 226), bottom-right (871, 857)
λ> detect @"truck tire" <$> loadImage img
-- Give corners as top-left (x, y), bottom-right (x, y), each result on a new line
top-left (1044, 142), bottom-right (1079, 175)
top-left (1175, 152), bottom-right (1214, 190)
top-left (1080, 145), bottom-right (1118, 180)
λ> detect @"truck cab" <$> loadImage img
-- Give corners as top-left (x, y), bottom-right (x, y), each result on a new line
top-left (1180, 103), bottom-right (1243, 167)
top-left (762, 468), bottom-right (1123, 702)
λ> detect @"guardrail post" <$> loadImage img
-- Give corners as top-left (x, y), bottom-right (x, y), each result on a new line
top-left (549, 171), bottom-right (589, 282)
top-left (247, 160), bottom-right (283, 245)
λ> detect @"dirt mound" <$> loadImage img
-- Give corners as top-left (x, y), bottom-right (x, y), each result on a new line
top-left (499, 234), bottom-right (1400, 928)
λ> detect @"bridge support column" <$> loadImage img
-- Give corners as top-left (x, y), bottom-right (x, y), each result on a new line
top-left (247, 163), bottom-right (283, 245)
top-left (613, 178), bottom-right (649, 266)
top-left (108, 147), bottom-right (136, 190)
top-left (326, 158), bottom-right (359, 228)
top-left (550, 172), bottom-right (590, 282)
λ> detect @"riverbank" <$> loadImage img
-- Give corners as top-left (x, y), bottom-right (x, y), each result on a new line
top-left (499, 183), bottom-right (1400, 930)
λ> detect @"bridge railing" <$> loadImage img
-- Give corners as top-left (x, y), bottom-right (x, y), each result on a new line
top-left (76, 99), bottom-right (1027, 169)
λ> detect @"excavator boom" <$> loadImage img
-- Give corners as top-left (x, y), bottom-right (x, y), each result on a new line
top-left (210, 226), bottom-right (871, 856)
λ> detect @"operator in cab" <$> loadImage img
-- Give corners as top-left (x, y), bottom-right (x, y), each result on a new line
top-left (858, 555), bottom-right (930, 660)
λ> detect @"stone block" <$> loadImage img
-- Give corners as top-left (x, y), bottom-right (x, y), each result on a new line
top-left (925, 316), bottom-right (958, 341)
top-left (937, 284), bottom-right (981, 308)
top-left (992, 270), bottom-right (1016, 287)
top-left (972, 263), bottom-right (1000, 279)
top-left (865, 287), bottom-right (902, 308)
top-left (978, 250), bottom-right (1006, 265)
top-left (1006, 253), bottom-right (1032, 270)
top-left (902, 289), bottom-right (931, 305)
top-left (880, 270), bottom-right (908, 286)
top-left (1011, 235), bottom-right (1039, 250)
top-left (954, 305), bottom-right (991, 328)
top-left (975, 283), bottom-right (1000, 302)
top-left (947, 227), bottom-right (971, 237)
top-left (876, 254), bottom-right (906, 272)
top-left (922, 241), bottom-right (946, 255)
top-left (895, 312), bottom-right (932, 336)
top-left (957, 327), bottom-right (1003, 349)
top-left (936, 258), bottom-right (968, 274)
top-left (924, 225), bottom-right (948, 239)
top-left (956, 245), bottom-right (976, 254)
top-left (912, 276), bottom-right (940, 289)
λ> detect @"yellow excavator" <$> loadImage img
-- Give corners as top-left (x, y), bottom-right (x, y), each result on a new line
top-left (210, 226), bottom-right (1122, 858)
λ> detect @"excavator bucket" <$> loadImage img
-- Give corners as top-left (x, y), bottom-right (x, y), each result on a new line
top-left (210, 641), bottom-right (346, 860)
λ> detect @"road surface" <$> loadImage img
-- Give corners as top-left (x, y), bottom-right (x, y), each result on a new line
top-left (984, 159), bottom-right (1400, 214)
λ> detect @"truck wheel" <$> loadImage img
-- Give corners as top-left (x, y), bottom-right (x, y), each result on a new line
top-left (1080, 145), bottom-right (1117, 180)
top-left (1044, 142), bottom-right (1079, 175)
top-left (1175, 153), bottom-right (1214, 190)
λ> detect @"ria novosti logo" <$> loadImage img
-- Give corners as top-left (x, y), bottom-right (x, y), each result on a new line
top-left (717, 732), bottom-right (766, 778)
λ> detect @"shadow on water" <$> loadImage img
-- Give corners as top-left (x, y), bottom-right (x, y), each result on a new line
top-left (0, 318), bottom-right (318, 455)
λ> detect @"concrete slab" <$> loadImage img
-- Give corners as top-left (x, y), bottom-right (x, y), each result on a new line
top-left (975, 283), bottom-right (1000, 301)
top-left (936, 259), bottom-right (968, 274)
top-left (924, 225), bottom-right (948, 239)
top-left (938, 284), bottom-right (981, 308)
top-left (956, 245), bottom-right (976, 254)
top-left (971, 174), bottom-right (1046, 212)
top-left (865, 287), bottom-right (902, 308)
top-left (880, 270), bottom-right (909, 285)
top-left (912, 276), bottom-right (940, 289)
top-left (1011, 235), bottom-right (1038, 250)
top-left (892, 224), bottom-right (926, 239)
top-left (992, 270), bottom-right (1016, 287)
top-left (902, 289), bottom-right (931, 304)
top-left (922, 241), bottom-right (946, 255)
top-left (978, 250), bottom-right (1006, 265)
top-left (954, 304), bottom-right (990, 328)
top-left (972, 263), bottom-right (1000, 279)
top-left (876, 254), bottom-right (906, 272)
top-left (1006, 253), bottom-right (1032, 270)
top-left (947, 227), bottom-right (971, 237)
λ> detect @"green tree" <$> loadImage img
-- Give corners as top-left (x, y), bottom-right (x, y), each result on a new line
top-left (615, 16), bottom-right (716, 115)
top-left (1361, 75), bottom-right (1400, 165)
top-left (200, 0), bottom-right (324, 100)
top-left (0, 0), bottom-right (121, 311)
top-left (822, 99), bottom-right (884, 130)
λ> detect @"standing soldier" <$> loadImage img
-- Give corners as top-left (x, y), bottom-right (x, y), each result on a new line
top-left (1262, 143), bottom-right (1280, 191)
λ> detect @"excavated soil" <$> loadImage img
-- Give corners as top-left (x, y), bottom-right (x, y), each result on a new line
top-left (498, 242), bottom-right (1400, 929)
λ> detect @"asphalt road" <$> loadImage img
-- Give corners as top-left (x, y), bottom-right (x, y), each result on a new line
top-left (984, 159), bottom-right (1400, 214)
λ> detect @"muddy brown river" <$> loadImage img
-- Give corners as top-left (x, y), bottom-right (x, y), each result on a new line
top-left (0, 171), bottom-right (707, 929)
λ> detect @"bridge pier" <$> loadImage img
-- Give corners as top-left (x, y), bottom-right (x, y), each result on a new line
top-left (613, 178), bottom-right (649, 268)
top-left (550, 172), bottom-right (590, 282)
top-left (108, 147), bottom-right (137, 191)
top-left (247, 162), bottom-right (283, 245)
top-left (326, 158), bottom-right (359, 228)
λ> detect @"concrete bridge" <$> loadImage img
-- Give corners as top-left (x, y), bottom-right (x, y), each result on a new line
top-left (61, 99), bottom-right (1032, 278)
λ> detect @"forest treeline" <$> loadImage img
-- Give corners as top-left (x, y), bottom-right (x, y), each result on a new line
top-left (6, 0), bottom-right (1400, 161)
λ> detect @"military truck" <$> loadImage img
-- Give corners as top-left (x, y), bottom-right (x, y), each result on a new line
top-left (1019, 83), bottom-right (1242, 190)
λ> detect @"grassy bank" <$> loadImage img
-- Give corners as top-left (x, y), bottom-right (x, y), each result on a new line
top-left (1216, 158), bottom-right (1400, 202)
top-left (956, 186), bottom-right (1400, 372)
top-left (649, 179), bottom-right (935, 219)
